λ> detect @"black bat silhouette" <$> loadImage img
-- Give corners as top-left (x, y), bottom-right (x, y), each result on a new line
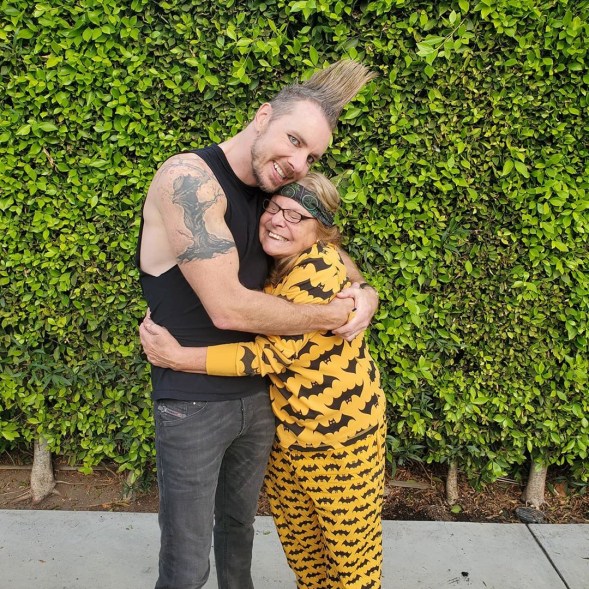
top-left (297, 373), bottom-right (338, 396)
top-left (297, 338), bottom-right (320, 357)
top-left (358, 391), bottom-right (380, 415)
top-left (327, 381), bottom-right (364, 411)
top-left (280, 403), bottom-right (324, 421)
top-left (296, 255), bottom-right (332, 274)
top-left (314, 413), bottom-right (353, 435)
top-left (325, 338), bottom-right (347, 358)
top-left (240, 347), bottom-right (257, 374)
top-left (282, 421), bottom-right (306, 437)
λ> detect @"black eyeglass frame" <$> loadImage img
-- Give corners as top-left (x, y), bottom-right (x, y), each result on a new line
top-left (262, 199), bottom-right (316, 224)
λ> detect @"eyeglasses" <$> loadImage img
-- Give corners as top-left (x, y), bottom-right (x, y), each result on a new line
top-left (262, 199), bottom-right (316, 224)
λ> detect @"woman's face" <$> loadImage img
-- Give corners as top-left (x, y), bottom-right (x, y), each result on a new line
top-left (259, 195), bottom-right (320, 259)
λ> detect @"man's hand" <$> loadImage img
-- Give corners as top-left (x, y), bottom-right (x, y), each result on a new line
top-left (321, 295), bottom-right (356, 332)
top-left (332, 282), bottom-right (379, 341)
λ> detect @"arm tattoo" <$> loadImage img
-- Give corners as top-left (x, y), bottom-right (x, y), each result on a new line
top-left (171, 173), bottom-right (235, 262)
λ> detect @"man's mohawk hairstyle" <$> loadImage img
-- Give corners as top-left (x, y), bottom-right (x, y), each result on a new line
top-left (269, 60), bottom-right (378, 130)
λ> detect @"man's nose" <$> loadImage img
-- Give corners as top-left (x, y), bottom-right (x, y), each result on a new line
top-left (289, 152), bottom-right (310, 178)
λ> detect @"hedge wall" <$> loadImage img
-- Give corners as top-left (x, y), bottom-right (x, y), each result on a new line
top-left (1, 0), bottom-right (587, 484)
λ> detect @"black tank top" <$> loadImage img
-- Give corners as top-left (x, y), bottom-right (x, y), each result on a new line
top-left (137, 145), bottom-right (269, 401)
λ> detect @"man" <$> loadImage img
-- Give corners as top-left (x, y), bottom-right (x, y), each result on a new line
top-left (137, 60), bottom-right (379, 589)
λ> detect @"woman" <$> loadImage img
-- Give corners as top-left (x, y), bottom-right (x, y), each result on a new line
top-left (140, 172), bottom-right (386, 589)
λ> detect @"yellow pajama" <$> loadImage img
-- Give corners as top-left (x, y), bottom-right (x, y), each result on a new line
top-left (265, 422), bottom-right (386, 589)
top-left (205, 243), bottom-right (387, 587)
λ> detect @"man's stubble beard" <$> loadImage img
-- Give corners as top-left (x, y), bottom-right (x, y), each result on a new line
top-left (250, 134), bottom-right (277, 194)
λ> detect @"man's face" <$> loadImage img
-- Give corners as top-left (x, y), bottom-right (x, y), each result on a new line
top-left (251, 101), bottom-right (332, 193)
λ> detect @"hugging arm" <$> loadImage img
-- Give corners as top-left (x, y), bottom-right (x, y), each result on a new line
top-left (144, 153), bottom-right (353, 335)
top-left (140, 246), bottom-right (347, 375)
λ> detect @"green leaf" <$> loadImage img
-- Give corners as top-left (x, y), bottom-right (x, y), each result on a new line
top-left (514, 161), bottom-right (529, 178)
top-left (46, 55), bottom-right (62, 68)
top-left (14, 127), bottom-right (31, 139)
top-left (16, 28), bottom-right (35, 40)
top-left (341, 107), bottom-right (363, 121)
top-left (501, 159), bottom-right (514, 176)
top-left (417, 42), bottom-right (436, 56)
top-left (38, 122), bottom-right (58, 132)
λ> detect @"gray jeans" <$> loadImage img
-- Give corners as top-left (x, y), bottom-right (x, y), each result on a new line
top-left (153, 389), bottom-right (275, 589)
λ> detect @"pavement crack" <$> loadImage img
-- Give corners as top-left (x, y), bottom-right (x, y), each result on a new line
top-left (527, 525), bottom-right (571, 589)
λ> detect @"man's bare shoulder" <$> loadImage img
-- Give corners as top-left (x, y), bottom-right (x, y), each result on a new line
top-left (149, 153), bottom-right (216, 192)
top-left (159, 152), bottom-right (205, 173)
top-left (147, 153), bottom-right (225, 206)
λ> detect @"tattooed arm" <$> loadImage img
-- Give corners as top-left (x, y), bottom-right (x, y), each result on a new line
top-left (140, 153), bottom-right (353, 335)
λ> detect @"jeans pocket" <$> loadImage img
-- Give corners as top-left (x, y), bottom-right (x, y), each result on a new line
top-left (156, 399), bottom-right (208, 426)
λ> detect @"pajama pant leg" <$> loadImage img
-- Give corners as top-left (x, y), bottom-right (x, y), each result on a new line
top-left (266, 444), bottom-right (330, 588)
top-left (265, 423), bottom-right (386, 589)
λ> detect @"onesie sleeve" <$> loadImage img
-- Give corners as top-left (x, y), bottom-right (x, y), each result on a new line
top-left (206, 335), bottom-right (312, 377)
top-left (206, 244), bottom-right (348, 377)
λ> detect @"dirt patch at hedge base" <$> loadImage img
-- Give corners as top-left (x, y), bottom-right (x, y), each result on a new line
top-left (1, 461), bottom-right (587, 524)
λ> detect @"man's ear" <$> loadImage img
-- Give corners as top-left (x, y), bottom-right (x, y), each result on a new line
top-left (254, 103), bottom-right (273, 132)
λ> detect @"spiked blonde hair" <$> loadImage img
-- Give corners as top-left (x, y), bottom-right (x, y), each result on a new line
top-left (269, 60), bottom-right (378, 130)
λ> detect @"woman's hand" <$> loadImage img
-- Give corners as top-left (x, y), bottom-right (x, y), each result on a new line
top-left (139, 316), bottom-right (185, 370)
top-left (139, 316), bottom-right (207, 373)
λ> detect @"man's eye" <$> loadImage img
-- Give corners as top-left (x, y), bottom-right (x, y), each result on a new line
top-left (306, 155), bottom-right (315, 165)
top-left (289, 135), bottom-right (300, 146)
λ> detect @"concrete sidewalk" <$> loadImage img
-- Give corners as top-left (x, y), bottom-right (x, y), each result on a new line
top-left (1, 510), bottom-right (587, 588)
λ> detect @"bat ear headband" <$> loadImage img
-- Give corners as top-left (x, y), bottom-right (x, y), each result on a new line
top-left (277, 183), bottom-right (335, 227)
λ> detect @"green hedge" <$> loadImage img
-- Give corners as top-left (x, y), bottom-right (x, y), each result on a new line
top-left (1, 0), bottom-right (587, 483)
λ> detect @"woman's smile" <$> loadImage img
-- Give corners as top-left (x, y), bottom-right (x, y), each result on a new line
top-left (259, 195), bottom-right (319, 259)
